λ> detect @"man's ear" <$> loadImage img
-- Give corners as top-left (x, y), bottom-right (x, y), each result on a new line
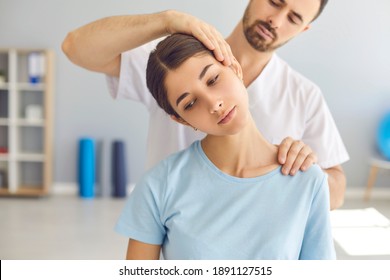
top-left (170, 115), bottom-right (190, 127)
top-left (302, 24), bottom-right (311, 32)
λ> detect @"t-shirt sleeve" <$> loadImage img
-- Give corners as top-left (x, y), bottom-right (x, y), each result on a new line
top-left (115, 169), bottom-right (166, 245)
top-left (303, 87), bottom-right (349, 169)
top-left (299, 172), bottom-right (336, 260)
top-left (105, 40), bottom-right (160, 111)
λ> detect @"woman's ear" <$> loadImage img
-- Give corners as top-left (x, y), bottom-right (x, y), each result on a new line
top-left (170, 115), bottom-right (199, 131)
top-left (170, 115), bottom-right (190, 126)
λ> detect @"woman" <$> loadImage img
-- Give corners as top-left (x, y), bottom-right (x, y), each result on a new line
top-left (115, 34), bottom-right (335, 260)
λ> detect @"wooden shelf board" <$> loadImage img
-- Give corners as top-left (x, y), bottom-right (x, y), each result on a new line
top-left (0, 118), bottom-right (10, 125)
top-left (0, 186), bottom-right (48, 197)
top-left (17, 153), bottom-right (45, 161)
top-left (17, 119), bottom-right (44, 126)
top-left (17, 83), bottom-right (45, 91)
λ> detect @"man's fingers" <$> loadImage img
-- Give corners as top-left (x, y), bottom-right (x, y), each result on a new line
top-left (281, 140), bottom-right (305, 175)
top-left (278, 137), bottom-right (294, 165)
top-left (290, 146), bottom-right (315, 175)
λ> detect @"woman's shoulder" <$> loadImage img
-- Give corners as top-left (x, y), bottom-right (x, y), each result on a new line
top-left (304, 163), bottom-right (326, 176)
top-left (142, 142), bottom-right (199, 180)
top-left (297, 164), bottom-right (329, 192)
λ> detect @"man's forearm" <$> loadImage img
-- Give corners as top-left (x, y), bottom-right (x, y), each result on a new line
top-left (324, 165), bottom-right (346, 210)
top-left (62, 12), bottom-right (170, 75)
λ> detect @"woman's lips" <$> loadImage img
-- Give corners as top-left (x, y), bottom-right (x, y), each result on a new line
top-left (218, 106), bottom-right (236, 124)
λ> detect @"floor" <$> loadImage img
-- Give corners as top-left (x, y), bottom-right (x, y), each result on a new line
top-left (0, 193), bottom-right (389, 260)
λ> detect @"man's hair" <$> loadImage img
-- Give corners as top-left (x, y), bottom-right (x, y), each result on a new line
top-left (146, 34), bottom-right (213, 118)
top-left (313, 0), bottom-right (329, 21)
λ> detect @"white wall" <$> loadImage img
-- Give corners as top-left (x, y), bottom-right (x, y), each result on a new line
top-left (0, 0), bottom-right (389, 189)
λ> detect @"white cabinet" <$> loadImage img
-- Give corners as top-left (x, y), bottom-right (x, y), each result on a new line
top-left (0, 49), bottom-right (53, 196)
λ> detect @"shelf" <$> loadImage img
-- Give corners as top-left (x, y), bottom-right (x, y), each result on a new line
top-left (17, 119), bottom-right (44, 126)
top-left (0, 187), bottom-right (48, 196)
top-left (0, 154), bottom-right (9, 161)
top-left (0, 118), bottom-right (44, 126)
top-left (0, 83), bottom-right (10, 90)
top-left (0, 154), bottom-right (44, 162)
top-left (17, 83), bottom-right (45, 91)
top-left (17, 153), bottom-right (45, 162)
top-left (0, 48), bottom-right (53, 197)
top-left (0, 118), bottom-right (10, 125)
top-left (0, 90), bottom-right (8, 118)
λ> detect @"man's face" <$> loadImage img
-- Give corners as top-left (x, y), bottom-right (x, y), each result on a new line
top-left (242, 0), bottom-right (320, 52)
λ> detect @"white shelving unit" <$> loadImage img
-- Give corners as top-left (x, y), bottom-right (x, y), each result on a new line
top-left (0, 48), bottom-right (54, 196)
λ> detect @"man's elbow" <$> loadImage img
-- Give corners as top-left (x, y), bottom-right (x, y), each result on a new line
top-left (62, 32), bottom-right (78, 64)
top-left (330, 193), bottom-right (345, 210)
top-left (330, 176), bottom-right (346, 210)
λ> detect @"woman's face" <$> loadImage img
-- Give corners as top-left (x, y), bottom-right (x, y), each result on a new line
top-left (165, 54), bottom-right (249, 136)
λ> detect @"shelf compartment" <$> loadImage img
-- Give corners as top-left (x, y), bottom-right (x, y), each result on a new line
top-left (0, 125), bottom-right (9, 155)
top-left (17, 51), bottom-right (47, 84)
top-left (18, 90), bottom-right (44, 120)
top-left (0, 90), bottom-right (9, 118)
top-left (17, 161), bottom-right (43, 190)
top-left (0, 161), bottom-right (8, 189)
top-left (0, 51), bottom-right (9, 84)
top-left (18, 126), bottom-right (44, 154)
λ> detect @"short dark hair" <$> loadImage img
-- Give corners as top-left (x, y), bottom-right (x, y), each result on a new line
top-left (146, 34), bottom-right (213, 118)
top-left (313, 0), bottom-right (329, 21)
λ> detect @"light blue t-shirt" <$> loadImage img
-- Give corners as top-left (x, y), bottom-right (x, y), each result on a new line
top-left (115, 141), bottom-right (336, 260)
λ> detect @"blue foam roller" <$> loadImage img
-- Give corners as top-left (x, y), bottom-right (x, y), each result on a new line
top-left (377, 111), bottom-right (390, 160)
top-left (78, 138), bottom-right (95, 198)
top-left (111, 140), bottom-right (128, 198)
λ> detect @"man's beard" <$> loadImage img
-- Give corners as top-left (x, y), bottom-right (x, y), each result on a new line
top-left (243, 19), bottom-right (284, 52)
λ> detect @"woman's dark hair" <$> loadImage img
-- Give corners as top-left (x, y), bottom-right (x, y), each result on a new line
top-left (146, 34), bottom-right (213, 118)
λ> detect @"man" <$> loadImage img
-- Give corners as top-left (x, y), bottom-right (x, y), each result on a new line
top-left (62, 0), bottom-right (349, 209)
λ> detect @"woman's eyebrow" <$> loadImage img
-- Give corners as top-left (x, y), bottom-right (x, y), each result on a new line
top-left (176, 92), bottom-right (189, 106)
top-left (176, 63), bottom-right (214, 107)
top-left (199, 64), bottom-right (213, 80)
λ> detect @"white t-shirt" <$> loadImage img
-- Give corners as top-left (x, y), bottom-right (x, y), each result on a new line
top-left (106, 40), bottom-right (349, 169)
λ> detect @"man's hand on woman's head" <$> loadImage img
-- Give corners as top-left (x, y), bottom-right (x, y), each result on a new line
top-left (165, 10), bottom-right (235, 66)
top-left (277, 137), bottom-right (318, 175)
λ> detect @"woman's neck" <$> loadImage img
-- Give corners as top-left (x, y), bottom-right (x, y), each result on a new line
top-left (201, 117), bottom-right (279, 178)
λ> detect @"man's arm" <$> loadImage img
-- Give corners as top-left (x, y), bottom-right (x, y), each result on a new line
top-left (62, 10), bottom-right (235, 76)
top-left (324, 165), bottom-right (346, 210)
top-left (62, 12), bottom-right (170, 76)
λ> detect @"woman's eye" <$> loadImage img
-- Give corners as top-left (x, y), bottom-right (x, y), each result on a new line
top-left (207, 75), bottom-right (219, 86)
top-left (184, 99), bottom-right (196, 110)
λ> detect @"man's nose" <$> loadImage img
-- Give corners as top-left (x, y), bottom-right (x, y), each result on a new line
top-left (267, 11), bottom-right (286, 29)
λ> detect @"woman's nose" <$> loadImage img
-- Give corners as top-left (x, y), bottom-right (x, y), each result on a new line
top-left (210, 100), bottom-right (223, 114)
